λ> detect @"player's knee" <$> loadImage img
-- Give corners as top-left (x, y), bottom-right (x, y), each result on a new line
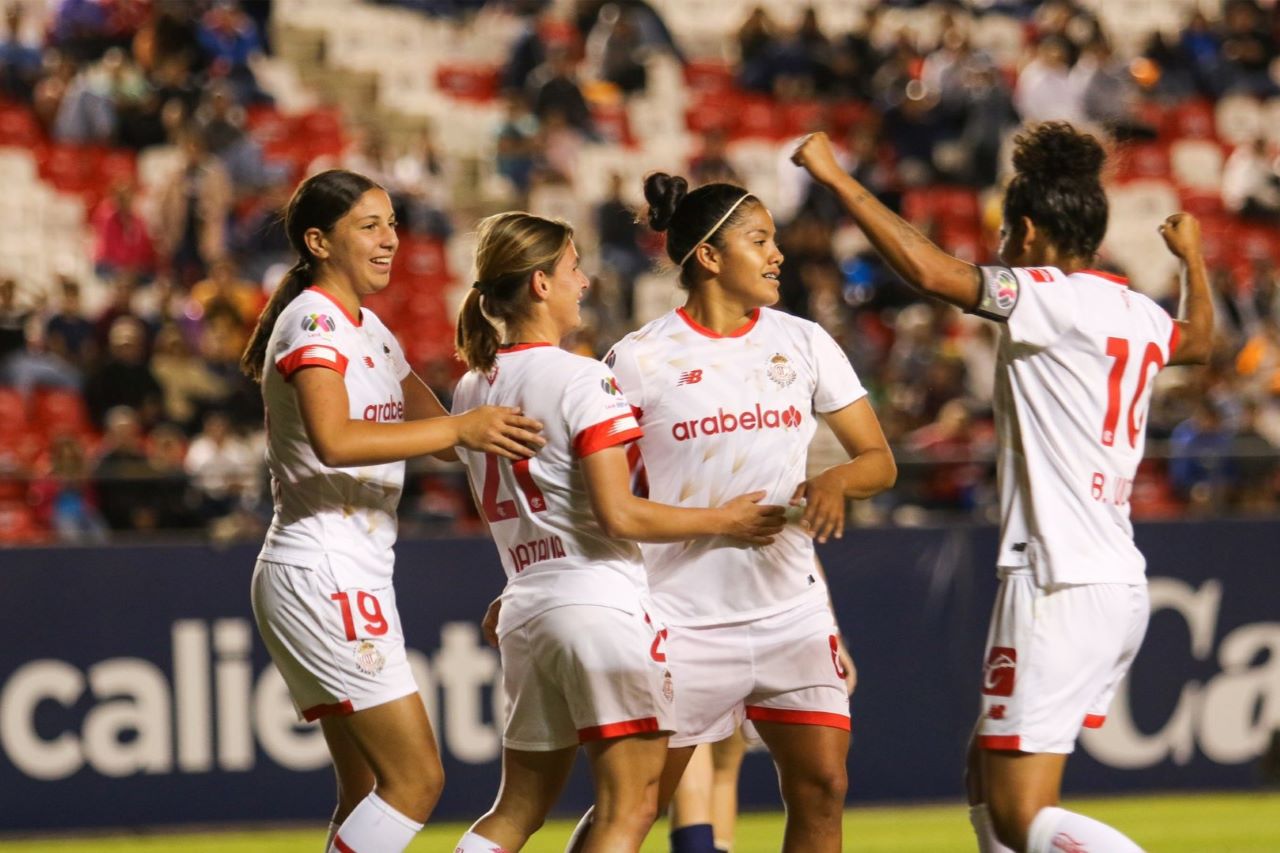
top-left (385, 760), bottom-right (444, 821)
top-left (987, 799), bottom-right (1038, 852)
top-left (785, 762), bottom-right (847, 811)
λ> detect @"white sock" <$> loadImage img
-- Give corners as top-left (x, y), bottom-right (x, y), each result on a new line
top-left (329, 792), bottom-right (423, 853)
top-left (325, 821), bottom-right (341, 852)
top-left (969, 804), bottom-right (1015, 853)
top-left (1026, 806), bottom-right (1144, 853)
top-left (454, 830), bottom-right (512, 852)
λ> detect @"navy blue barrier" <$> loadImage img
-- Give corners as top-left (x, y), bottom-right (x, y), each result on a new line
top-left (1, 521), bottom-right (1276, 831)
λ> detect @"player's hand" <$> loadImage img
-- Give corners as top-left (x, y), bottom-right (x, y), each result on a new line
top-left (716, 490), bottom-right (787, 546)
top-left (481, 596), bottom-right (501, 648)
top-left (454, 405), bottom-right (545, 459)
top-left (790, 470), bottom-right (847, 544)
top-left (790, 132), bottom-right (846, 186)
top-left (1159, 212), bottom-right (1203, 261)
top-left (836, 635), bottom-right (857, 696)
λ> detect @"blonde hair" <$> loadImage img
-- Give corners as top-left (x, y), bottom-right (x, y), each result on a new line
top-left (456, 211), bottom-right (574, 372)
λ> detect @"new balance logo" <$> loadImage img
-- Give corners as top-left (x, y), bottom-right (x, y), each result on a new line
top-left (677, 369), bottom-right (703, 386)
top-left (988, 704), bottom-right (1006, 720)
top-left (363, 356), bottom-right (375, 368)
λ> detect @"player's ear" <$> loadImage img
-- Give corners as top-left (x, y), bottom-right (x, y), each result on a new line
top-left (693, 243), bottom-right (721, 275)
top-left (303, 227), bottom-right (329, 260)
top-left (530, 269), bottom-right (551, 301)
top-left (1019, 216), bottom-right (1038, 252)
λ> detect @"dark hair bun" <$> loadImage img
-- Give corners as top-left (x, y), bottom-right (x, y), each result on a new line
top-left (644, 172), bottom-right (689, 232)
top-left (1013, 121), bottom-right (1104, 185)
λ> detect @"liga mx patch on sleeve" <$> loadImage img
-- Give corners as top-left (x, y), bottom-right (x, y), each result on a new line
top-left (973, 266), bottom-right (1020, 321)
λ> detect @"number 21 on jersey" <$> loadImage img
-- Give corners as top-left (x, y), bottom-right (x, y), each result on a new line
top-left (481, 453), bottom-right (547, 522)
top-left (1101, 336), bottom-right (1164, 449)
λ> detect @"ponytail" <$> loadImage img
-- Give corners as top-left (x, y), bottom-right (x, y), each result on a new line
top-left (241, 259), bottom-right (312, 381)
top-left (455, 287), bottom-right (502, 373)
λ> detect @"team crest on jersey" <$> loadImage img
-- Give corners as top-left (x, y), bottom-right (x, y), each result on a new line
top-left (662, 669), bottom-right (674, 702)
top-left (767, 353), bottom-right (797, 388)
top-left (601, 376), bottom-right (622, 396)
top-left (363, 356), bottom-right (375, 368)
top-left (301, 313), bottom-right (336, 332)
top-left (354, 640), bottom-right (386, 675)
top-left (485, 364), bottom-right (499, 385)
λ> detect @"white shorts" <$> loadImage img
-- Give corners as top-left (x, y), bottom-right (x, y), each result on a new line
top-left (665, 597), bottom-right (851, 748)
top-left (500, 604), bottom-right (676, 752)
top-left (977, 569), bottom-right (1149, 754)
top-left (251, 558), bottom-right (418, 722)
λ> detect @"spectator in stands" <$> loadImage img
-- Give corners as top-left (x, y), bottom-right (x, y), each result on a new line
top-left (45, 278), bottom-right (95, 368)
top-left (53, 46), bottom-right (148, 144)
top-left (194, 80), bottom-right (271, 188)
top-left (32, 48), bottom-right (77, 132)
top-left (196, 0), bottom-right (265, 103)
top-left (955, 61), bottom-right (1017, 187)
top-left (1076, 36), bottom-right (1153, 140)
top-left (1170, 399), bottom-right (1236, 510)
top-left (146, 420), bottom-right (205, 530)
top-left (736, 5), bottom-right (777, 92)
top-left (150, 323), bottom-right (231, 432)
top-left (91, 404), bottom-right (157, 532)
top-left (1013, 34), bottom-right (1086, 125)
top-left (1218, 0), bottom-right (1277, 97)
top-left (0, 277), bottom-right (28, 361)
top-left (585, 3), bottom-right (648, 95)
top-left (528, 46), bottom-right (597, 139)
top-left (84, 315), bottom-right (163, 429)
top-left (501, 6), bottom-right (548, 93)
top-left (595, 172), bottom-right (647, 318)
top-left (197, 303), bottom-right (262, 430)
top-left (388, 128), bottom-right (452, 238)
top-left (902, 398), bottom-right (988, 514)
top-left (1222, 138), bottom-right (1280, 220)
top-left (30, 432), bottom-right (108, 543)
top-left (184, 409), bottom-right (259, 521)
top-left (766, 6), bottom-right (832, 98)
top-left (0, 313), bottom-right (81, 397)
top-left (0, 4), bottom-right (42, 102)
top-left (155, 127), bottom-right (233, 286)
top-left (1230, 398), bottom-right (1277, 509)
top-left (91, 180), bottom-right (157, 281)
top-left (495, 90), bottom-right (540, 198)
top-left (825, 5), bottom-right (881, 101)
top-left (231, 181), bottom-right (293, 283)
top-left (189, 258), bottom-right (263, 332)
top-left (689, 128), bottom-right (741, 187)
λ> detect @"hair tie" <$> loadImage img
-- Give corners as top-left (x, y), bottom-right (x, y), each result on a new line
top-left (678, 192), bottom-right (752, 267)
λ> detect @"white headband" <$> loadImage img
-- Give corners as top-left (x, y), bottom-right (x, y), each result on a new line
top-left (678, 193), bottom-right (752, 267)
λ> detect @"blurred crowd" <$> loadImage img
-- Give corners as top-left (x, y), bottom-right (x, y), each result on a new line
top-left (3, 0), bottom-right (1280, 544)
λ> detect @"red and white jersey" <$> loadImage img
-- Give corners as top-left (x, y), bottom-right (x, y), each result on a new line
top-left (451, 344), bottom-right (648, 638)
top-left (987, 267), bottom-right (1179, 586)
top-left (258, 287), bottom-right (411, 590)
top-left (607, 307), bottom-right (867, 626)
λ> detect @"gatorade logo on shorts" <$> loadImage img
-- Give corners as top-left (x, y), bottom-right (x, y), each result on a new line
top-left (982, 647), bottom-right (1017, 697)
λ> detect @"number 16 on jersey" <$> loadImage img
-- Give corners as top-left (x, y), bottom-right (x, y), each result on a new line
top-left (481, 453), bottom-right (548, 522)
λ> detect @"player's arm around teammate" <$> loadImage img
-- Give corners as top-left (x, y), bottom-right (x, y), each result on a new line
top-left (795, 127), bottom-right (1214, 853)
top-left (450, 212), bottom-right (785, 853)
top-left (241, 171), bottom-right (544, 853)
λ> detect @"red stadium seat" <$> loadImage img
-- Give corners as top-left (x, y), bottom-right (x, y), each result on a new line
top-left (434, 64), bottom-right (501, 102)
top-left (684, 60), bottom-right (735, 94)
top-left (394, 236), bottom-right (450, 280)
top-left (780, 101), bottom-right (826, 137)
top-left (1170, 99), bottom-right (1217, 140)
top-left (0, 105), bottom-right (42, 148)
top-left (0, 500), bottom-right (45, 544)
top-left (30, 388), bottom-right (91, 434)
top-left (1177, 187), bottom-right (1224, 217)
top-left (685, 92), bottom-right (736, 134)
top-left (829, 101), bottom-right (871, 137)
top-left (733, 94), bottom-right (780, 139)
top-left (0, 387), bottom-right (27, 431)
top-left (1111, 141), bottom-right (1171, 182)
top-left (40, 144), bottom-right (95, 194)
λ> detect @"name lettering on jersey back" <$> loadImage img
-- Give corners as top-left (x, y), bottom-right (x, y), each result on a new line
top-left (509, 533), bottom-right (566, 573)
top-left (672, 404), bottom-right (803, 441)
top-left (362, 396), bottom-right (405, 423)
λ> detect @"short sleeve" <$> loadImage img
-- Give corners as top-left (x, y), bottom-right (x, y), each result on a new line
top-left (273, 306), bottom-right (349, 379)
top-left (603, 340), bottom-right (645, 416)
top-left (1003, 266), bottom-right (1079, 348)
top-left (562, 362), bottom-right (644, 458)
top-left (811, 325), bottom-right (867, 414)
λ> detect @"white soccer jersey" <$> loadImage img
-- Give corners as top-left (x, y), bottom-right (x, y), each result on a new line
top-left (984, 267), bottom-right (1179, 586)
top-left (258, 287), bottom-right (411, 590)
top-left (607, 307), bottom-right (867, 626)
top-left (451, 343), bottom-right (648, 638)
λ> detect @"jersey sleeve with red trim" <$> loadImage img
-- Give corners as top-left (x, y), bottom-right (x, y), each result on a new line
top-left (273, 303), bottom-right (350, 379)
top-left (562, 362), bottom-right (643, 458)
top-left (1005, 266), bottom-right (1079, 349)
top-left (811, 325), bottom-right (867, 414)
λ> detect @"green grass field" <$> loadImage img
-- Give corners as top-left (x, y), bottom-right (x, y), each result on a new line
top-left (3, 792), bottom-right (1278, 852)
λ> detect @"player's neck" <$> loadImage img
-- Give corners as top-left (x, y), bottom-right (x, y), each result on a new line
top-left (309, 276), bottom-right (361, 321)
top-left (505, 317), bottom-right (560, 348)
top-left (681, 291), bottom-right (758, 336)
top-left (1028, 247), bottom-right (1090, 275)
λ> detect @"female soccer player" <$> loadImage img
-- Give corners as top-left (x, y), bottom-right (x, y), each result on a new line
top-left (241, 169), bottom-right (545, 853)
top-left (450, 211), bottom-right (787, 853)
top-left (568, 172), bottom-right (897, 853)
top-left (793, 125), bottom-right (1213, 853)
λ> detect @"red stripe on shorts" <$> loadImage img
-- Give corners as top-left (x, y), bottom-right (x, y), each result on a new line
top-left (577, 716), bottom-right (661, 743)
top-left (332, 834), bottom-right (357, 853)
top-left (1083, 714), bottom-right (1106, 728)
top-left (745, 706), bottom-right (851, 731)
top-left (302, 699), bottom-right (355, 722)
top-left (978, 734), bottom-right (1022, 751)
